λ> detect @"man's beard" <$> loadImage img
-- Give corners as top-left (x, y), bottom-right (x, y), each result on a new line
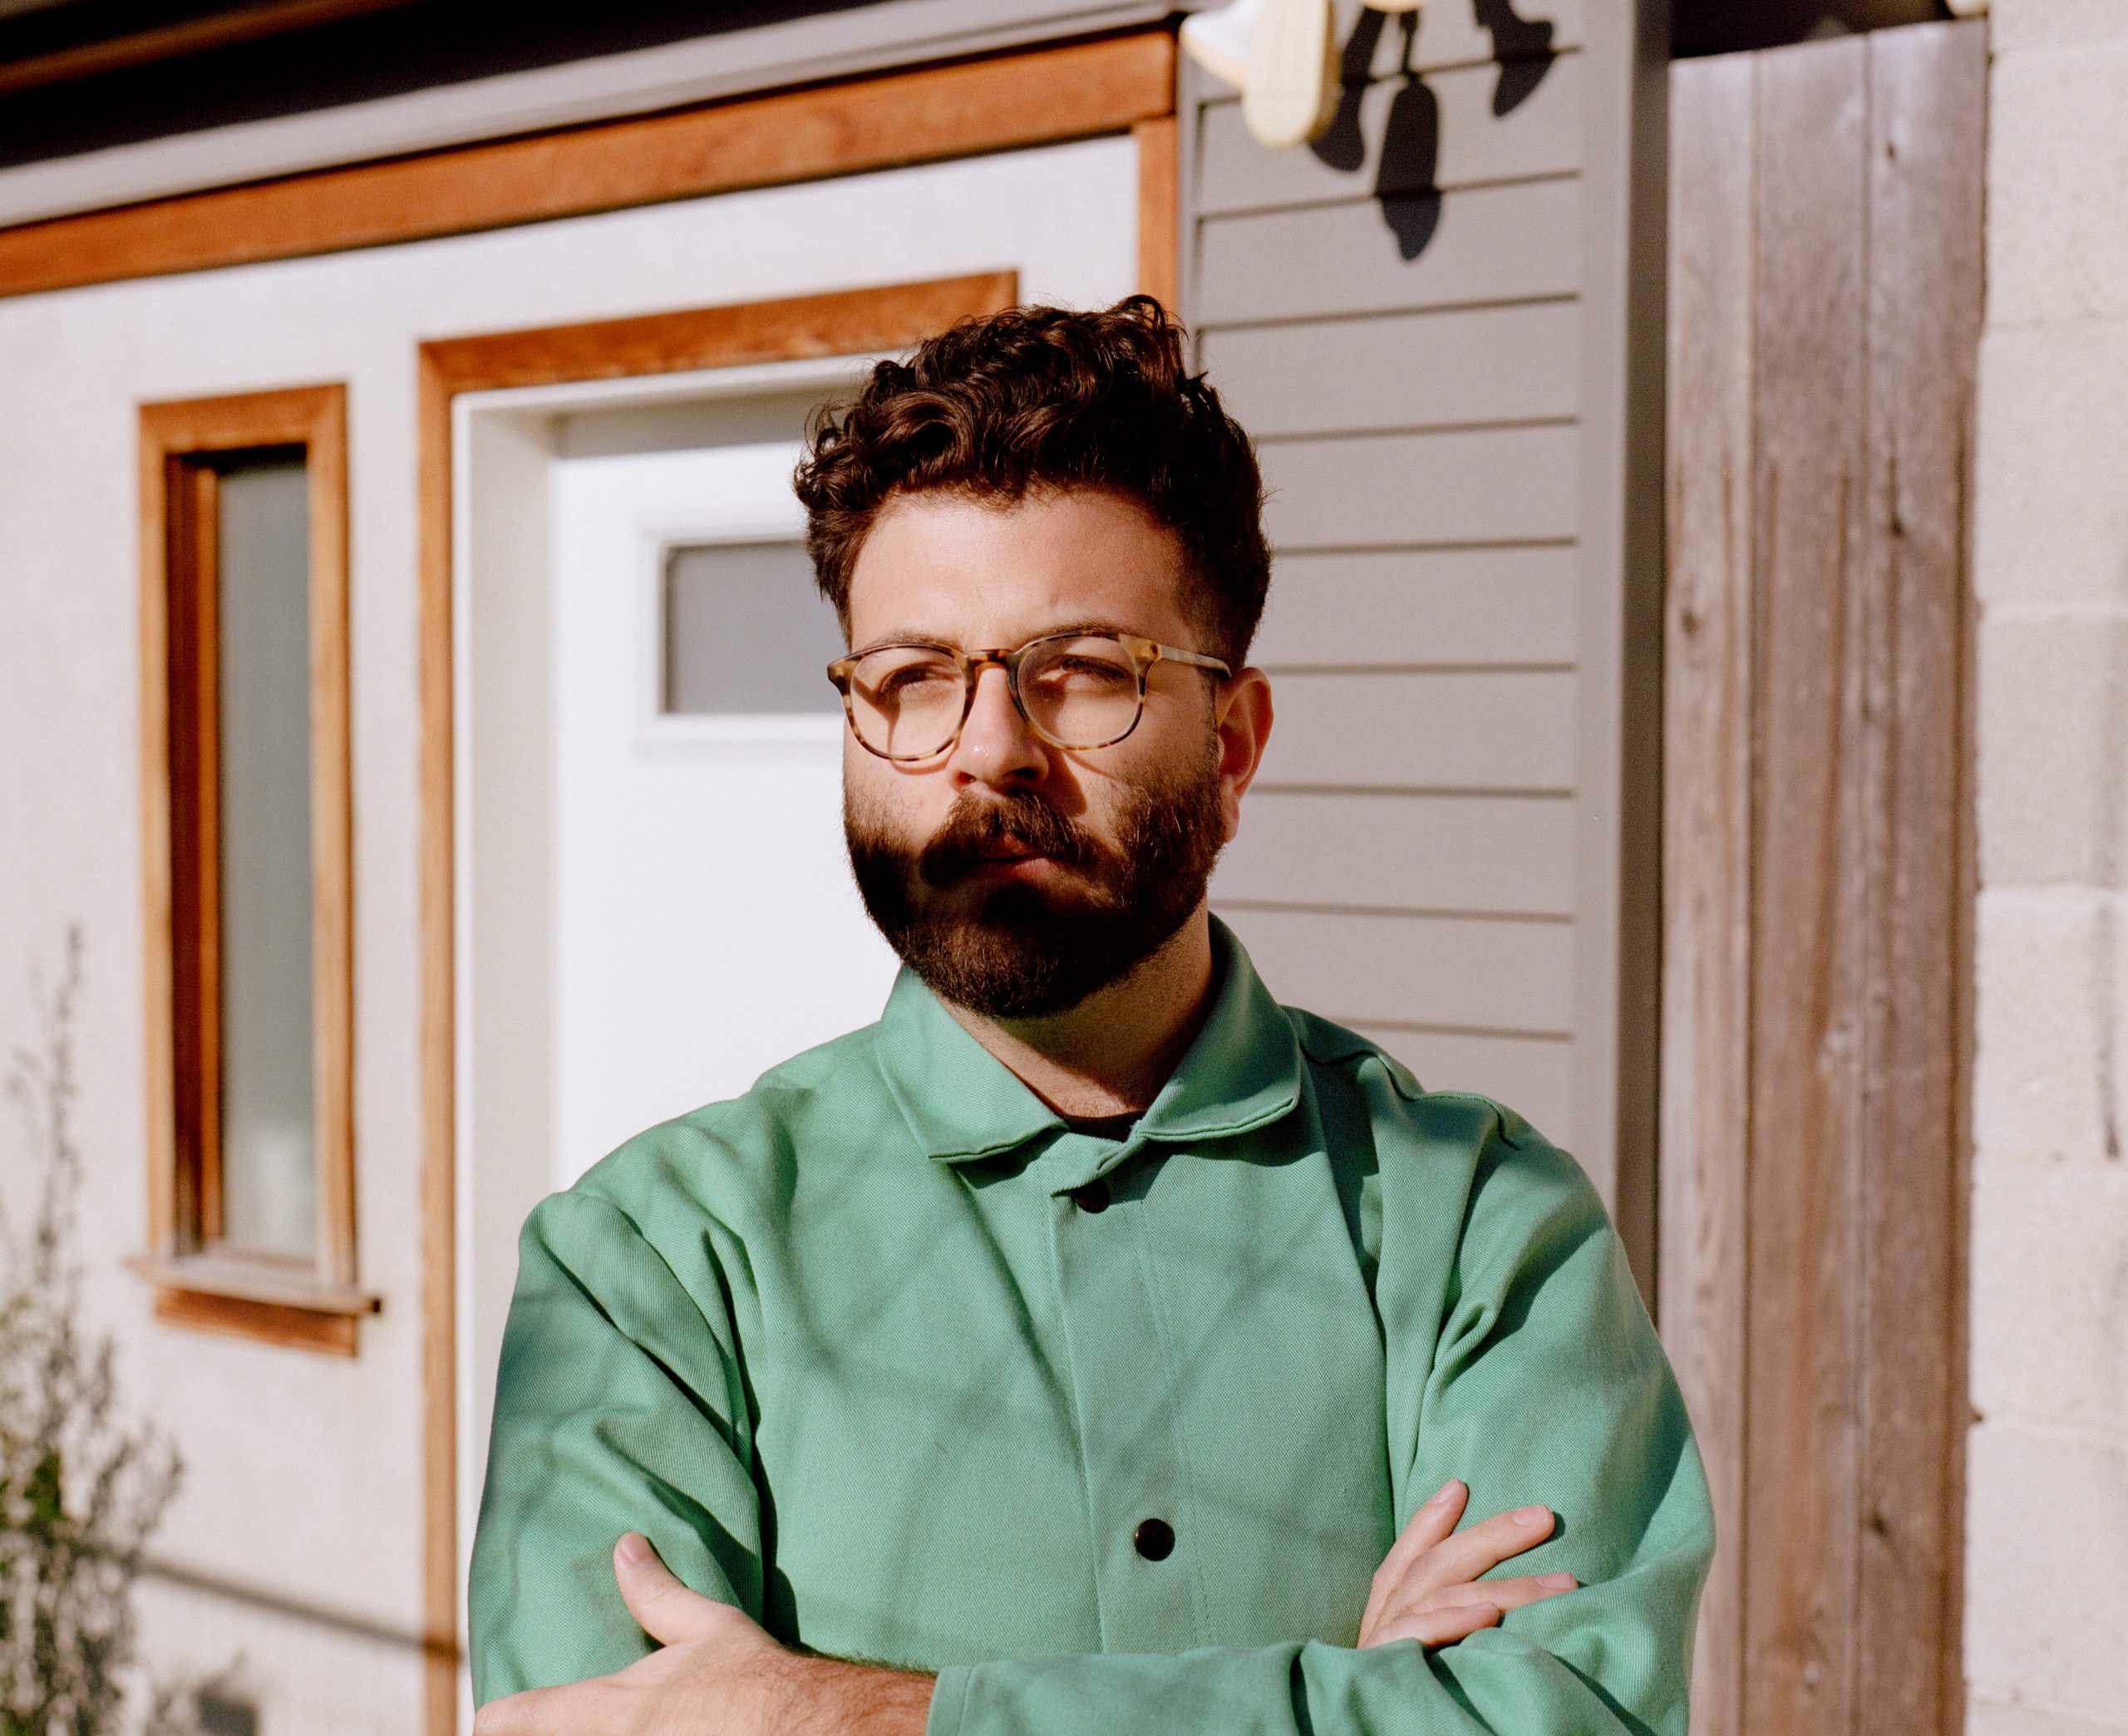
top-left (845, 754), bottom-right (1227, 1020)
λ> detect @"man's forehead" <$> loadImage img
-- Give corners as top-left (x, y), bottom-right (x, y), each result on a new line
top-left (845, 488), bottom-right (1192, 644)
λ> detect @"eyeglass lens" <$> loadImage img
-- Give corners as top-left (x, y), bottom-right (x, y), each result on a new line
top-left (845, 635), bottom-right (1144, 759)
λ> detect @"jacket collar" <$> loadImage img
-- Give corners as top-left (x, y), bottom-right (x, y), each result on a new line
top-left (874, 917), bottom-right (1305, 1164)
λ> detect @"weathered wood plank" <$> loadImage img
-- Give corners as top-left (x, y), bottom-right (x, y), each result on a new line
top-left (1196, 52), bottom-right (1584, 216)
top-left (1744, 38), bottom-right (1870, 1736)
top-left (1259, 423), bottom-right (1580, 548)
top-left (1855, 22), bottom-right (1983, 1736)
top-left (1214, 789), bottom-right (1576, 916)
top-left (1254, 545), bottom-right (1579, 667)
top-left (1218, 905), bottom-right (1575, 1034)
top-left (1352, 1024), bottom-right (1576, 1147)
top-left (1257, 668), bottom-right (1578, 791)
top-left (1197, 175), bottom-right (1580, 326)
top-left (1659, 50), bottom-right (1756, 1736)
top-left (1203, 300), bottom-right (1578, 438)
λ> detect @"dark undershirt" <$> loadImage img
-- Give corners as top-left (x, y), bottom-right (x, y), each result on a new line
top-left (1057, 1110), bottom-right (1142, 1143)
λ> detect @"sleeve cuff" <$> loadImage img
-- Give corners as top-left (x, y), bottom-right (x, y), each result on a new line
top-left (924, 1662), bottom-right (973, 1736)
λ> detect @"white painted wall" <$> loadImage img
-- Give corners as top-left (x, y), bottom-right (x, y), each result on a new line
top-left (0, 132), bottom-right (1136, 1734)
top-left (1967, 6), bottom-right (2128, 1733)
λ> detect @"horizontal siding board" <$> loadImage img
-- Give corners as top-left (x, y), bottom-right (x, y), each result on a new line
top-left (1198, 175), bottom-right (1580, 326)
top-left (1214, 789), bottom-right (1575, 915)
top-left (1354, 1025), bottom-right (1576, 1147)
top-left (1342, 0), bottom-right (1587, 76)
top-left (1202, 300), bottom-right (1579, 437)
top-left (1260, 424), bottom-right (1579, 548)
top-left (1197, 52), bottom-right (1584, 216)
top-left (1195, 0), bottom-right (1584, 95)
top-left (1258, 669), bottom-right (1578, 792)
top-left (1254, 545), bottom-right (1579, 666)
top-left (1220, 905), bottom-right (1574, 1032)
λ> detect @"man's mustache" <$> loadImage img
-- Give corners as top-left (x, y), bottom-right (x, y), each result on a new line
top-left (918, 793), bottom-right (1102, 888)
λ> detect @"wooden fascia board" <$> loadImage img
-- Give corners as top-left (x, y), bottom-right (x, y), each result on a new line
top-left (0, 29), bottom-right (1175, 302)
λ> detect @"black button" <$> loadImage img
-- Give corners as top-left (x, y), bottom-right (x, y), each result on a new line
top-left (1070, 1178), bottom-right (1111, 1213)
top-left (1133, 1518), bottom-right (1175, 1561)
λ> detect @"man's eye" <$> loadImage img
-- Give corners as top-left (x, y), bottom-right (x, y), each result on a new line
top-left (878, 663), bottom-right (957, 696)
top-left (1042, 658), bottom-right (1134, 686)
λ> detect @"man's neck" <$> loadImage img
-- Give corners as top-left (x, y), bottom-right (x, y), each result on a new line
top-left (938, 909), bottom-right (1218, 1120)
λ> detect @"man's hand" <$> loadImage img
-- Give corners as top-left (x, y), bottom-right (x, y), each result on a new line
top-left (1357, 1478), bottom-right (1579, 1650)
top-left (471, 1532), bottom-right (933, 1736)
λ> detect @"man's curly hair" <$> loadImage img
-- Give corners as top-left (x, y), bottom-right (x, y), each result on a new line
top-left (793, 296), bottom-right (1270, 665)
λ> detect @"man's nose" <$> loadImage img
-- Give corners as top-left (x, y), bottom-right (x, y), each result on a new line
top-left (948, 662), bottom-right (1048, 786)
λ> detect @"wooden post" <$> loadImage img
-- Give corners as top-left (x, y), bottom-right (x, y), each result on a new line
top-left (1659, 21), bottom-right (1983, 1735)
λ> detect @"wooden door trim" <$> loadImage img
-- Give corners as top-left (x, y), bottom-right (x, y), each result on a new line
top-left (0, 28), bottom-right (1175, 302)
top-left (417, 270), bottom-right (1022, 1736)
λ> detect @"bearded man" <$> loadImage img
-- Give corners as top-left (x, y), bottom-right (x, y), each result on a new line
top-left (467, 298), bottom-right (1713, 1736)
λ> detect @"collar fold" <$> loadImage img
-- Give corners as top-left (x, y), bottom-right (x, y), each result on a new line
top-left (873, 917), bottom-right (1305, 1164)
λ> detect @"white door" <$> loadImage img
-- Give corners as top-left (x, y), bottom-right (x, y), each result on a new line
top-left (547, 393), bottom-right (898, 1188)
top-left (453, 138), bottom-right (1143, 1694)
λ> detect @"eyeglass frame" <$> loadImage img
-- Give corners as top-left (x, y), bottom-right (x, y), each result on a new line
top-left (825, 628), bottom-right (1234, 763)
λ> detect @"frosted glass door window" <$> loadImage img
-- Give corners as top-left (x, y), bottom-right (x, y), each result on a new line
top-left (663, 540), bottom-right (843, 715)
top-left (214, 455), bottom-right (318, 1260)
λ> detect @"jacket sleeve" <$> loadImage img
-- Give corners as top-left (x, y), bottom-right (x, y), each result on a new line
top-left (466, 1188), bottom-right (766, 1706)
top-left (924, 1110), bottom-right (1714, 1736)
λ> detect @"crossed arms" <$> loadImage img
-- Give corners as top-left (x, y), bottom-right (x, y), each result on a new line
top-left (475, 1479), bottom-right (1582, 1735)
top-left (467, 1118), bottom-right (1712, 1736)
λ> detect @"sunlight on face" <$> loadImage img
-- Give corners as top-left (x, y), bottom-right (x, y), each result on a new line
top-left (840, 486), bottom-right (1216, 838)
top-left (837, 487), bottom-right (1239, 1016)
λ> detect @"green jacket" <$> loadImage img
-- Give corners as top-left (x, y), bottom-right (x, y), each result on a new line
top-left (468, 920), bottom-right (1712, 1734)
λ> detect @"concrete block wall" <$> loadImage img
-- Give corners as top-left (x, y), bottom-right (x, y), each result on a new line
top-left (1967, 4), bottom-right (2128, 1731)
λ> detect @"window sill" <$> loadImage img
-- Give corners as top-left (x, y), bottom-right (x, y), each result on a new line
top-left (126, 1252), bottom-right (382, 1357)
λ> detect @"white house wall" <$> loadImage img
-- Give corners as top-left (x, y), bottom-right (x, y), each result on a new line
top-left (0, 132), bottom-right (1135, 1734)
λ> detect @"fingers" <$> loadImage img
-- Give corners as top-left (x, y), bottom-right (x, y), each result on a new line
top-left (1419, 1502), bottom-right (1557, 1591)
top-left (1396, 1570), bottom-right (1579, 1623)
top-left (1361, 1479), bottom-right (1469, 1637)
top-left (471, 1685), bottom-right (559, 1735)
top-left (1359, 1601), bottom-right (1501, 1650)
top-left (1362, 1569), bottom-right (1579, 1652)
top-left (613, 1532), bottom-right (739, 1647)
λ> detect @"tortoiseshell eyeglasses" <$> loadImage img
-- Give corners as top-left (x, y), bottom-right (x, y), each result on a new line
top-left (825, 629), bottom-right (1232, 763)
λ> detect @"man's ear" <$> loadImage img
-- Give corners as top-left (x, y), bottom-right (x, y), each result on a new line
top-left (1214, 667), bottom-right (1274, 843)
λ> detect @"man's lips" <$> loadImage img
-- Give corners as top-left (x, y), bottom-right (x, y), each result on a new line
top-left (966, 848), bottom-right (1053, 872)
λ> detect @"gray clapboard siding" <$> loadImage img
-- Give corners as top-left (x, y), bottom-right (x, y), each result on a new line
top-left (1354, 1025), bottom-right (1576, 1146)
top-left (1259, 424), bottom-right (1579, 548)
top-left (1183, 0), bottom-right (1661, 1242)
top-left (1253, 546), bottom-right (1579, 666)
top-left (1203, 301), bottom-right (1578, 437)
top-left (1197, 52), bottom-right (1584, 217)
top-left (1197, 175), bottom-right (1580, 326)
top-left (1214, 789), bottom-right (1575, 915)
top-left (1259, 670), bottom-right (1577, 791)
top-left (1338, 0), bottom-right (1589, 78)
top-left (1220, 906), bottom-right (1574, 1033)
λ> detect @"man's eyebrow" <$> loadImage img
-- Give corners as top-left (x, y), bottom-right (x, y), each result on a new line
top-left (850, 619), bottom-right (1133, 656)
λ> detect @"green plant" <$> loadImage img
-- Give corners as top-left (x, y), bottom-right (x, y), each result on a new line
top-left (0, 927), bottom-right (196, 1736)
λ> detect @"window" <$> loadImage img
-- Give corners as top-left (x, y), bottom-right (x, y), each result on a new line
top-left (662, 539), bottom-right (843, 716)
top-left (135, 386), bottom-right (375, 1354)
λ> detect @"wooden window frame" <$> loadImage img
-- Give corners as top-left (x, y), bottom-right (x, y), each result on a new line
top-left (137, 382), bottom-right (376, 1357)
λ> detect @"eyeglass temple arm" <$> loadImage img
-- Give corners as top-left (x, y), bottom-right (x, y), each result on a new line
top-left (1150, 642), bottom-right (1233, 677)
